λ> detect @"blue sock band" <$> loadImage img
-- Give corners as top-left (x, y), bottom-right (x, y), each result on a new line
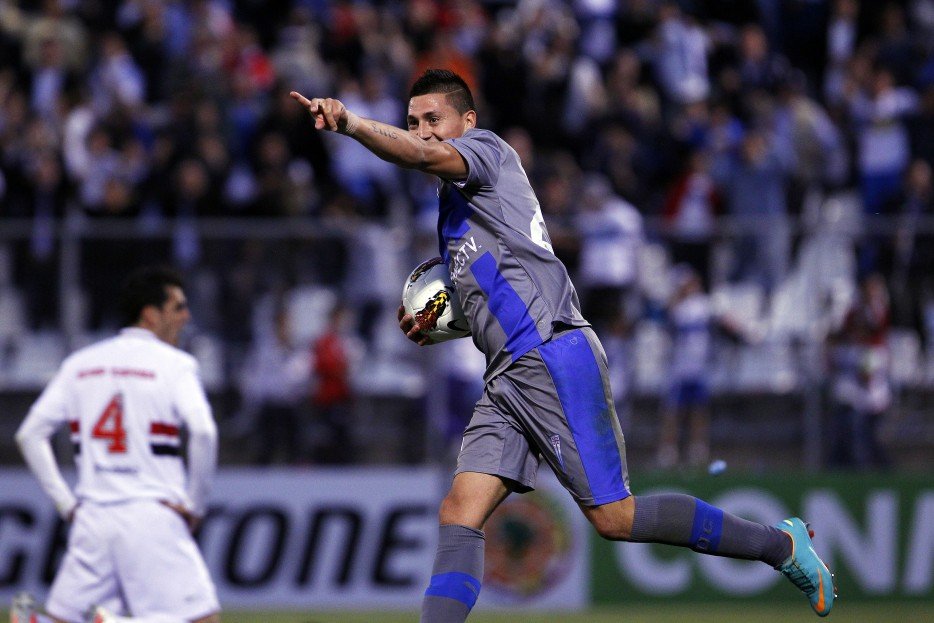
top-left (424, 571), bottom-right (482, 609)
top-left (690, 499), bottom-right (724, 553)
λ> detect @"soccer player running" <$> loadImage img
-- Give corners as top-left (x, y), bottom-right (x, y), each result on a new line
top-left (13, 267), bottom-right (220, 623)
top-left (291, 69), bottom-right (835, 620)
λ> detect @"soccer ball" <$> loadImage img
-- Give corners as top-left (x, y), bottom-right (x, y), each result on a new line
top-left (402, 257), bottom-right (471, 343)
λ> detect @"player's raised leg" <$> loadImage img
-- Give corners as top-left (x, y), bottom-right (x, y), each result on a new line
top-left (542, 327), bottom-right (835, 617)
top-left (584, 493), bottom-right (792, 562)
top-left (421, 472), bottom-right (510, 623)
top-left (583, 496), bottom-right (835, 616)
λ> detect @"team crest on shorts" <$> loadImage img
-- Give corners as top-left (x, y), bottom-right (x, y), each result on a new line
top-left (549, 434), bottom-right (566, 472)
top-left (482, 489), bottom-right (575, 600)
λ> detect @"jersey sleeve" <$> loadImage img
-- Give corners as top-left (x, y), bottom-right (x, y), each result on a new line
top-left (172, 356), bottom-right (218, 516)
top-left (15, 365), bottom-right (78, 517)
top-left (446, 129), bottom-right (504, 188)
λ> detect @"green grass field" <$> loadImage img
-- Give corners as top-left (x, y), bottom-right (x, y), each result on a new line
top-left (219, 602), bottom-right (932, 623)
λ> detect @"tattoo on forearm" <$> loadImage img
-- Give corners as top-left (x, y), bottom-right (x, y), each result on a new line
top-left (370, 123), bottom-right (399, 139)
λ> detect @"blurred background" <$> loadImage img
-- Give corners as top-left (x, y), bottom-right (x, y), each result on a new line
top-left (1, 0), bottom-right (933, 615)
top-left (2, 0), bottom-right (933, 473)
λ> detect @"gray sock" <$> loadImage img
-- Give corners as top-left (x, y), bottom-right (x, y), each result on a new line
top-left (420, 524), bottom-right (485, 623)
top-left (629, 494), bottom-right (792, 564)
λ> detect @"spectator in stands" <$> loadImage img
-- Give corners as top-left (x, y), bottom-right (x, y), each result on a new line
top-left (704, 99), bottom-right (745, 162)
top-left (76, 124), bottom-right (121, 213)
top-left (2, 0), bottom-right (88, 74)
top-left (3, 0), bottom-right (89, 120)
top-left (712, 127), bottom-right (792, 293)
top-left (888, 159), bottom-right (934, 336)
top-left (824, 0), bottom-right (859, 108)
top-left (575, 172), bottom-right (644, 336)
top-left (656, 264), bottom-right (714, 469)
top-left (656, 263), bottom-right (749, 468)
top-left (848, 65), bottom-right (920, 217)
top-left (240, 304), bottom-right (310, 464)
top-left (259, 86), bottom-right (334, 205)
top-left (269, 5), bottom-right (332, 99)
top-left (735, 22), bottom-right (790, 96)
top-left (537, 152), bottom-right (582, 273)
top-left (876, 3), bottom-right (917, 87)
top-left (310, 301), bottom-right (360, 464)
top-left (774, 69), bottom-right (849, 210)
top-left (662, 147), bottom-right (720, 287)
top-left (845, 64), bottom-right (921, 278)
top-left (826, 272), bottom-right (893, 469)
top-left (603, 49), bottom-right (659, 137)
top-left (27, 35), bottom-right (76, 121)
top-left (88, 31), bottom-right (146, 116)
top-left (910, 82), bottom-right (934, 167)
top-left (251, 129), bottom-right (309, 217)
top-left (476, 11), bottom-right (526, 131)
top-left (329, 70), bottom-right (404, 219)
top-left (17, 149), bottom-right (65, 329)
top-left (653, 1), bottom-right (710, 111)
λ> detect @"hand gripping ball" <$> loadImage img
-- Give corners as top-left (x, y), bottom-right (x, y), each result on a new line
top-left (402, 257), bottom-right (471, 343)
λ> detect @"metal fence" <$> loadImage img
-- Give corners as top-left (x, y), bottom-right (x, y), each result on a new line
top-left (1, 199), bottom-right (933, 471)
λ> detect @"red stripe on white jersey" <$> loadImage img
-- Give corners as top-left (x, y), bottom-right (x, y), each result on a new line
top-left (150, 422), bottom-right (180, 437)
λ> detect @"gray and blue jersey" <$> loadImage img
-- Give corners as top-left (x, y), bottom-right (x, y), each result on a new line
top-left (440, 128), bottom-right (630, 505)
top-left (440, 128), bottom-right (588, 381)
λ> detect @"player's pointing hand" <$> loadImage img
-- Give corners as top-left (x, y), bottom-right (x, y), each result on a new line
top-left (289, 91), bottom-right (358, 135)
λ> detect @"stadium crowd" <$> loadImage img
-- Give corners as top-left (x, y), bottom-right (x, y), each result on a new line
top-left (1, 0), bottom-right (933, 467)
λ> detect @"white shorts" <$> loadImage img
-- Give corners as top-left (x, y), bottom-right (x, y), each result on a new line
top-left (46, 499), bottom-right (219, 623)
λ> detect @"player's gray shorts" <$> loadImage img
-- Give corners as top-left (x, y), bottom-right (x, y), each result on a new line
top-left (456, 326), bottom-right (631, 506)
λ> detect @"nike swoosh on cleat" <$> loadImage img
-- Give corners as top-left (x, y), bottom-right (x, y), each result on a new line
top-left (816, 571), bottom-right (825, 613)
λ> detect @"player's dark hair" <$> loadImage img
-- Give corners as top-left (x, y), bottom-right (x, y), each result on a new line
top-left (409, 69), bottom-right (475, 115)
top-left (118, 266), bottom-right (185, 327)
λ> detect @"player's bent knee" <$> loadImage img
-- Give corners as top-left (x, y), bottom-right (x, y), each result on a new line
top-left (590, 517), bottom-right (631, 541)
top-left (437, 497), bottom-right (454, 523)
top-left (582, 498), bottom-right (634, 541)
top-left (438, 494), bottom-right (471, 526)
top-left (437, 492), bottom-right (494, 530)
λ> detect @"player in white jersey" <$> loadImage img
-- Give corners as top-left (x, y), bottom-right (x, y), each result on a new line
top-left (13, 267), bottom-right (220, 623)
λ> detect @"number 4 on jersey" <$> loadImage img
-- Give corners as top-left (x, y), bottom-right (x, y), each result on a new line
top-left (92, 393), bottom-right (128, 453)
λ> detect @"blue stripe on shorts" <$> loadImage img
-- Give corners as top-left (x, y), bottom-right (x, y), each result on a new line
top-left (539, 329), bottom-right (627, 504)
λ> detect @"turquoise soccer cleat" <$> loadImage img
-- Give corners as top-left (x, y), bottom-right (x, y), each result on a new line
top-left (775, 517), bottom-right (837, 616)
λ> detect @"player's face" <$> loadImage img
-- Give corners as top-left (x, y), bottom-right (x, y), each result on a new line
top-left (407, 93), bottom-right (474, 141)
top-left (153, 286), bottom-right (190, 346)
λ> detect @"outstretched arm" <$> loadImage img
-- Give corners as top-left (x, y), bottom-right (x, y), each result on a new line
top-left (290, 91), bottom-right (467, 179)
